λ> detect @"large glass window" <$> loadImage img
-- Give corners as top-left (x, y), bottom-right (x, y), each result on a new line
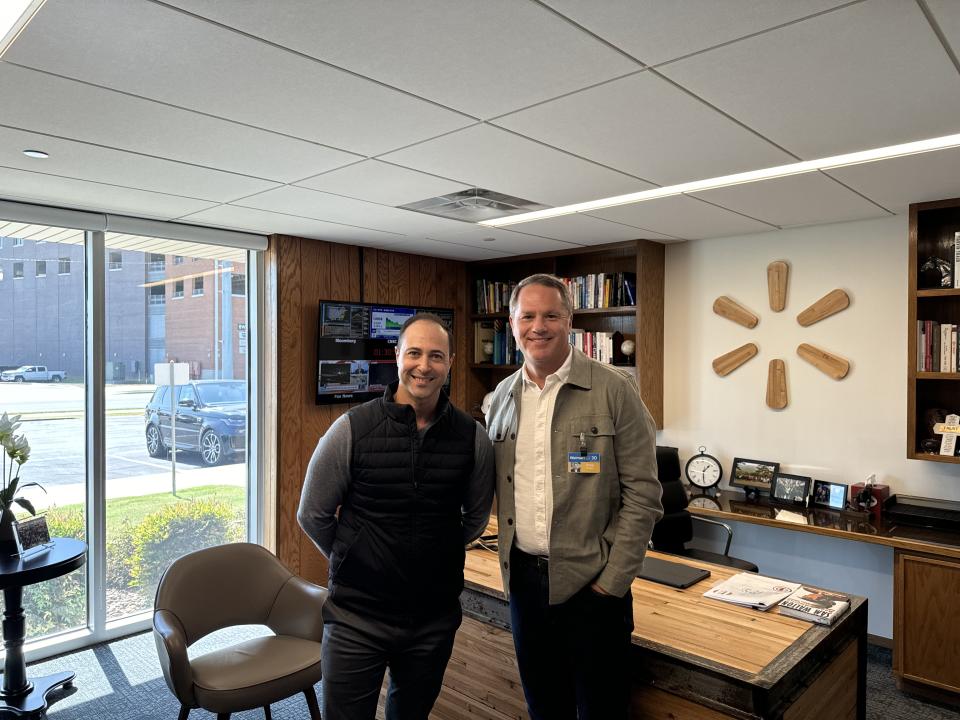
top-left (0, 222), bottom-right (87, 642)
top-left (104, 237), bottom-right (249, 622)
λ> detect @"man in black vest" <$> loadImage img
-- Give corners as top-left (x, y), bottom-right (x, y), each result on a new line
top-left (298, 313), bottom-right (494, 720)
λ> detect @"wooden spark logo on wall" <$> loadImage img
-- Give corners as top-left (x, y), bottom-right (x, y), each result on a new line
top-left (712, 260), bottom-right (851, 410)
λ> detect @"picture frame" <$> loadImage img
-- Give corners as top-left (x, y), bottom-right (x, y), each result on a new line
top-left (770, 473), bottom-right (812, 506)
top-left (728, 499), bottom-right (776, 520)
top-left (811, 479), bottom-right (848, 510)
top-left (730, 457), bottom-right (780, 494)
top-left (14, 515), bottom-right (51, 553)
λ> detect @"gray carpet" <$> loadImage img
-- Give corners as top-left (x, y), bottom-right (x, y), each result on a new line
top-left (22, 633), bottom-right (960, 719)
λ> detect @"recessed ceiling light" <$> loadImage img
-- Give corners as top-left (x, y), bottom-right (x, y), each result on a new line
top-left (480, 131), bottom-right (960, 227)
top-left (481, 237), bottom-right (496, 242)
top-left (22, 149), bottom-right (48, 159)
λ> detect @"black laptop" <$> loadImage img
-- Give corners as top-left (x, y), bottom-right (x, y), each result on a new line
top-left (638, 556), bottom-right (711, 589)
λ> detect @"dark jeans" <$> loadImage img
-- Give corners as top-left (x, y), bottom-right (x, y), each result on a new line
top-left (320, 599), bottom-right (462, 720)
top-left (509, 545), bottom-right (634, 720)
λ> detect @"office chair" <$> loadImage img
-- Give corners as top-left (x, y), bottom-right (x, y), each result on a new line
top-left (651, 446), bottom-right (759, 573)
top-left (153, 543), bottom-right (326, 720)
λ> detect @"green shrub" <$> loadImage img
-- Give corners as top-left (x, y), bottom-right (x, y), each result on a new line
top-left (128, 499), bottom-right (244, 595)
top-left (23, 506), bottom-right (86, 639)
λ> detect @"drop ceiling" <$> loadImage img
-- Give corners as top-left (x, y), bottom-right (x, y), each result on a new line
top-left (1, 0), bottom-right (959, 260)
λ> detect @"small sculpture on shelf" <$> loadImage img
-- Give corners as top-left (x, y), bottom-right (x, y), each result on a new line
top-left (918, 256), bottom-right (952, 289)
top-left (920, 407), bottom-right (950, 453)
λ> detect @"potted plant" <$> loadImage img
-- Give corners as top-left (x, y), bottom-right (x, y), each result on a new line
top-left (0, 412), bottom-right (42, 555)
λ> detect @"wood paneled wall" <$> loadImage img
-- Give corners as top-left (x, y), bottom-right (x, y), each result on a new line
top-left (266, 235), bottom-right (467, 582)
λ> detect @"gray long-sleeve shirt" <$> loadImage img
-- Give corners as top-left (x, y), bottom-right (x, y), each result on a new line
top-left (297, 412), bottom-right (495, 559)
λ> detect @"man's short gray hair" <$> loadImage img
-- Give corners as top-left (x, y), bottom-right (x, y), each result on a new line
top-left (508, 273), bottom-right (573, 317)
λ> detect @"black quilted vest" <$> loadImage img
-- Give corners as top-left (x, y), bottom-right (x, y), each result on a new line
top-left (329, 383), bottom-right (476, 622)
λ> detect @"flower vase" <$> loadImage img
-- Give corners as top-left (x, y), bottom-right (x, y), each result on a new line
top-left (0, 507), bottom-right (21, 556)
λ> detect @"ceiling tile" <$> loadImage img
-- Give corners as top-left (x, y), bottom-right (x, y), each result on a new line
top-left (691, 172), bottom-right (890, 228)
top-left (390, 238), bottom-right (510, 261)
top-left (0, 166), bottom-right (217, 220)
top-left (494, 71), bottom-right (793, 185)
top-left (543, 0), bottom-right (847, 66)
top-left (381, 124), bottom-right (651, 207)
top-left (234, 185), bottom-right (478, 236)
top-left (0, 127), bottom-right (277, 202)
top-left (927, 0), bottom-right (960, 51)
top-left (296, 160), bottom-right (471, 206)
top-left (588, 196), bottom-right (774, 240)
top-left (161, 0), bottom-right (639, 119)
top-left (6, 0), bottom-right (474, 156)
top-left (0, 64), bottom-right (361, 183)
top-left (826, 147), bottom-right (960, 214)
top-left (428, 224), bottom-right (584, 254)
top-left (658, 1), bottom-right (960, 158)
top-left (508, 214), bottom-right (673, 244)
top-left (179, 204), bottom-right (407, 247)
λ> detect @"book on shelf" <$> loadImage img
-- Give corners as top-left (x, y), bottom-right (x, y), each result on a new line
top-left (475, 279), bottom-right (517, 314)
top-left (778, 585), bottom-right (850, 625)
top-left (702, 573), bottom-right (800, 610)
top-left (560, 272), bottom-right (636, 310)
top-left (955, 232), bottom-right (960, 289)
top-left (917, 320), bottom-right (960, 372)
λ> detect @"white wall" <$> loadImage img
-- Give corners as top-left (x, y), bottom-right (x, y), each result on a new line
top-left (658, 213), bottom-right (960, 638)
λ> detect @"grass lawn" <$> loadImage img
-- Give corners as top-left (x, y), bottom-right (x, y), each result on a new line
top-left (41, 485), bottom-right (246, 527)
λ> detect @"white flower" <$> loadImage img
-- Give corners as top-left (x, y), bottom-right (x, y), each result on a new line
top-left (6, 435), bottom-right (30, 465)
top-left (0, 412), bottom-right (21, 444)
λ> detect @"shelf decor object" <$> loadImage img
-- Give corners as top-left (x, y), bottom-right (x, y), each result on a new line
top-left (713, 296), bottom-right (759, 328)
top-left (796, 289), bottom-right (850, 327)
top-left (797, 343), bottom-right (850, 380)
top-left (767, 261), bottom-right (789, 312)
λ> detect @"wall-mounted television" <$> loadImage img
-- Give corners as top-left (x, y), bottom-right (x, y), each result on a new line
top-left (316, 300), bottom-right (454, 405)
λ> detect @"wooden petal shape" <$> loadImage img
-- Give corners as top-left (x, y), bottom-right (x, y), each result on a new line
top-left (713, 343), bottom-right (759, 376)
top-left (797, 343), bottom-right (850, 379)
top-left (796, 289), bottom-right (849, 327)
top-left (766, 359), bottom-right (788, 409)
top-left (767, 260), bottom-right (788, 312)
top-left (713, 296), bottom-right (759, 328)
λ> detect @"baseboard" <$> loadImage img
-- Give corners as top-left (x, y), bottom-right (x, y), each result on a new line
top-left (867, 633), bottom-right (893, 649)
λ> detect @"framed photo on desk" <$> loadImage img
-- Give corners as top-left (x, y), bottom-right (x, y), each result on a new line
top-left (771, 473), bottom-right (811, 506)
top-left (811, 479), bottom-right (848, 510)
top-left (730, 457), bottom-right (780, 495)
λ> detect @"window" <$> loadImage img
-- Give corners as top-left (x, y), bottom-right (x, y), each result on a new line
top-left (59, 257), bottom-right (71, 274)
top-left (174, 255), bottom-right (184, 265)
top-left (149, 285), bottom-right (165, 305)
top-left (36, 261), bottom-right (46, 277)
top-left (192, 276), bottom-right (204, 296)
top-left (173, 280), bottom-right (184, 299)
top-left (148, 253), bottom-right (165, 272)
top-left (13, 238), bottom-right (23, 247)
top-left (0, 238), bottom-right (4, 248)
top-left (0, 266), bottom-right (4, 281)
top-left (231, 273), bottom-right (246, 297)
top-left (13, 262), bottom-right (24, 279)
top-left (108, 251), bottom-right (122, 270)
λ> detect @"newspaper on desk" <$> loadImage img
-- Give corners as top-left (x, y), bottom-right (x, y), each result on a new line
top-left (703, 573), bottom-right (801, 610)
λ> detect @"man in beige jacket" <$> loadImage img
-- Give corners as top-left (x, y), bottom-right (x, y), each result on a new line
top-left (485, 273), bottom-right (663, 720)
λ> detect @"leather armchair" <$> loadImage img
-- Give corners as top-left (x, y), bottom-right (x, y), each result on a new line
top-left (153, 543), bottom-right (326, 720)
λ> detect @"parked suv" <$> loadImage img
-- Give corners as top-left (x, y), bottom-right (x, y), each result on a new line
top-left (144, 380), bottom-right (246, 466)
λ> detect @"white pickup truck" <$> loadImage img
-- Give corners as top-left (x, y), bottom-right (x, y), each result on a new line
top-left (0, 365), bottom-right (67, 383)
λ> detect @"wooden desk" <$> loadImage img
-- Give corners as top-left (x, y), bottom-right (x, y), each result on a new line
top-left (688, 492), bottom-right (960, 703)
top-left (436, 548), bottom-right (867, 720)
top-left (0, 538), bottom-right (86, 717)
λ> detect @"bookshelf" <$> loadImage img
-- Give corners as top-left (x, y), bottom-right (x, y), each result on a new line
top-left (908, 197), bottom-right (960, 463)
top-left (465, 240), bottom-right (664, 428)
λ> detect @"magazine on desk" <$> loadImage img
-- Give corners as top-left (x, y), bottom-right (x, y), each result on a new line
top-left (778, 586), bottom-right (850, 625)
top-left (703, 573), bottom-right (801, 610)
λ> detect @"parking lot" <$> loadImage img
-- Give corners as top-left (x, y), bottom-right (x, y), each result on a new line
top-left (0, 382), bottom-right (246, 507)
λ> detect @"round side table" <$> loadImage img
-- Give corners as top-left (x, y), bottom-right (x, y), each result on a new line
top-left (0, 538), bottom-right (87, 717)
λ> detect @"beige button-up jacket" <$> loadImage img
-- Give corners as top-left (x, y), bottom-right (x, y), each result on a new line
top-left (487, 347), bottom-right (664, 604)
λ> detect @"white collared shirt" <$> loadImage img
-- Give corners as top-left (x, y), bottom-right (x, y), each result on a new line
top-left (513, 347), bottom-right (573, 556)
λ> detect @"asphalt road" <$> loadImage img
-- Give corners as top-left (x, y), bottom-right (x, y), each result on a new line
top-left (0, 382), bottom-right (246, 507)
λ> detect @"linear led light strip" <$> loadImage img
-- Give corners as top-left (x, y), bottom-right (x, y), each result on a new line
top-left (479, 132), bottom-right (960, 227)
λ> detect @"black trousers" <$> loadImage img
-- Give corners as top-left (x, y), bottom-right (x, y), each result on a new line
top-left (509, 545), bottom-right (634, 720)
top-left (320, 598), bottom-right (462, 720)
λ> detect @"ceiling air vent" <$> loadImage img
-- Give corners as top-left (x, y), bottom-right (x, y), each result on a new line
top-left (398, 188), bottom-right (549, 222)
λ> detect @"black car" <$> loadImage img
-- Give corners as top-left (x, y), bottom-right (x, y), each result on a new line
top-left (144, 380), bottom-right (246, 466)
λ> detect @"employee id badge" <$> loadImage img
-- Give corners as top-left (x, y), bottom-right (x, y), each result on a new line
top-left (568, 452), bottom-right (601, 474)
